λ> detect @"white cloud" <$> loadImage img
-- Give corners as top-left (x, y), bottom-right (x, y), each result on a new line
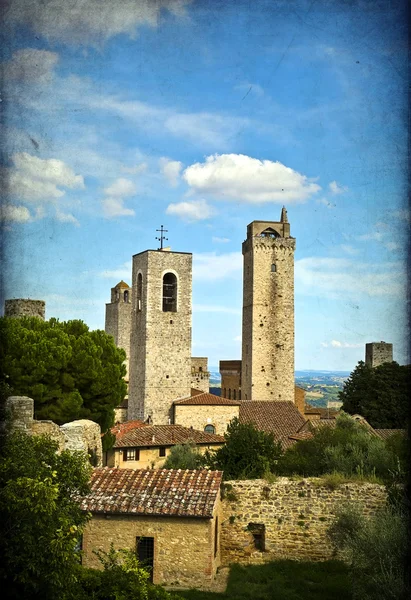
top-left (329, 180), bottom-right (348, 194)
top-left (5, 0), bottom-right (191, 47)
top-left (322, 340), bottom-right (363, 348)
top-left (2, 48), bottom-right (59, 83)
top-left (183, 154), bottom-right (321, 203)
top-left (99, 261), bottom-right (132, 280)
top-left (8, 171), bottom-right (65, 200)
top-left (295, 256), bottom-right (405, 298)
top-left (166, 199), bottom-right (215, 222)
top-left (160, 158), bottom-right (183, 187)
top-left (384, 242), bottom-right (400, 251)
top-left (121, 163), bottom-right (147, 175)
top-left (340, 244), bottom-right (359, 255)
top-left (357, 231), bottom-right (384, 242)
top-left (55, 209), bottom-right (79, 226)
top-left (102, 197), bottom-right (135, 218)
top-left (212, 236), bottom-right (230, 243)
top-left (316, 197), bottom-right (336, 209)
top-left (0, 204), bottom-right (32, 222)
top-left (193, 304), bottom-right (241, 315)
top-left (104, 178), bottom-right (136, 197)
top-left (193, 252), bottom-right (242, 281)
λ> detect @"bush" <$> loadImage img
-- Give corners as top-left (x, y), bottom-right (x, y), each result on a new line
top-left (163, 441), bottom-right (204, 470)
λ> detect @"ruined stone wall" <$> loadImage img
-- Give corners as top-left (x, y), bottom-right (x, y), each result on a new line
top-left (365, 342), bottom-right (393, 368)
top-left (82, 512), bottom-right (219, 588)
top-left (220, 478), bottom-right (387, 565)
top-left (191, 357), bottom-right (210, 393)
top-left (128, 250), bottom-right (192, 424)
top-left (5, 299), bottom-right (45, 320)
top-left (174, 404), bottom-right (239, 436)
top-left (242, 235), bottom-right (295, 402)
top-left (61, 420), bottom-right (103, 467)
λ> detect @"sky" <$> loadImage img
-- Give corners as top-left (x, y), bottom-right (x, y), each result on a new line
top-left (1, 0), bottom-right (409, 371)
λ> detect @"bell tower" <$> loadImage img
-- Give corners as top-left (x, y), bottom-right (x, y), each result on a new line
top-left (241, 207), bottom-right (295, 402)
top-left (105, 281), bottom-right (132, 380)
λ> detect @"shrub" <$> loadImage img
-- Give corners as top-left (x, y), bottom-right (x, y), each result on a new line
top-left (163, 441), bottom-right (204, 470)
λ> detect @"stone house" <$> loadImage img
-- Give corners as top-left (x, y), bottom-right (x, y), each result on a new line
top-left (79, 467), bottom-right (223, 588)
top-left (105, 422), bottom-right (225, 469)
top-left (173, 390), bottom-right (241, 435)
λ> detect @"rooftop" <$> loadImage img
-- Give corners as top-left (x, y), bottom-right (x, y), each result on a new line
top-left (239, 401), bottom-right (306, 449)
top-left (112, 423), bottom-right (225, 448)
top-left (174, 391), bottom-right (241, 406)
top-left (79, 468), bottom-right (222, 518)
top-left (111, 419), bottom-right (147, 437)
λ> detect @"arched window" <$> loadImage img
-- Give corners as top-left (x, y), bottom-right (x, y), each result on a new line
top-left (204, 424), bottom-right (215, 434)
top-left (162, 273), bottom-right (177, 312)
top-left (271, 264), bottom-right (276, 273)
top-left (124, 290), bottom-right (129, 303)
top-left (137, 273), bottom-right (142, 311)
top-left (233, 389), bottom-right (236, 400)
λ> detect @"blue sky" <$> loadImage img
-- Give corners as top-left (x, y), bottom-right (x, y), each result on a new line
top-left (1, 0), bottom-right (409, 370)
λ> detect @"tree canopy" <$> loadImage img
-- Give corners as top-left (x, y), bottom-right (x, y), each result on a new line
top-left (205, 418), bottom-right (283, 480)
top-left (163, 441), bottom-right (204, 470)
top-left (338, 360), bottom-right (410, 429)
top-left (0, 431), bottom-right (92, 599)
top-left (0, 316), bottom-right (127, 433)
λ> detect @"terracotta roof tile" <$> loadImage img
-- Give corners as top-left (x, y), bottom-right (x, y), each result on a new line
top-left (174, 391), bottom-right (241, 406)
top-left (111, 420), bottom-right (147, 437)
top-left (239, 401), bottom-right (306, 449)
top-left (79, 468), bottom-right (222, 518)
top-left (374, 429), bottom-right (406, 440)
top-left (113, 424), bottom-right (224, 448)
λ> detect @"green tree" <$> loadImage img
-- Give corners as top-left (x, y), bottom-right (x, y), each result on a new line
top-left (0, 431), bottom-right (92, 599)
top-left (0, 316), bottom-right (127, 433)
top-left (163, 441), bottom-right (204, 470)
top-left (339, 360), bottom-right (410, 429)
top-left (205, 418), bottom-right (283, 480)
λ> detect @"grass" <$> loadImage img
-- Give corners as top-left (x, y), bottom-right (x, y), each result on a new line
top-left (178, 559), bottom-right (352, 600)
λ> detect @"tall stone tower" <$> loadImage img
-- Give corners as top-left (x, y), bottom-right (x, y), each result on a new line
top-left (365, 342), bottom-right (393, 368)
top-left (241, 207), bottom-right (295, 402)
top-left (105, 281), bottom-right (132, 379)
top-left (128, 248), bottom-right (192, 424)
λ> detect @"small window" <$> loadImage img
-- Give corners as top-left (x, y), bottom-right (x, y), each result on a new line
top-left (204, 424), bottom-right (215, 434)
top-left (214, 516), bottom-right (219, 557)
top-left (271, 264), bottom-right (276, 272)
top-left (136, 537), bottom-right (154, 582)
top-left (124, 290), bottom-right (129, 302)
top-left (162, 273), bottom-right (177, 312)
top-left (239, 390), bottom-right (241, 400)
top-left (224, 388), bottom-right (226, 398)
top-left (228, 389), bottom-right (231, 399)
top-left (233, 389), bottom-right (236, 400)
top-left (199, 366), bottom-right (203, 372)
top-left (124, 448), bottom-right (139, 461)
top-left (248, 523), bottom-right (265, 551)
top-left (137, 274), bottom-right (143, 311)
top-left (159, 447), bottom-right (166, 457)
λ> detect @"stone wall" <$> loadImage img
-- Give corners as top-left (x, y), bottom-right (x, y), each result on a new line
top-left (82, 509), bottom-right (221, 588)
top-left (365, 342), bottom-right (393, 368)
top-left (4, 396), bottom-right (103, 466)
top-left (220, 478), bottom-right (387, 565)
top-left (105, 283), bottom-right (132, 381)
top-left (220, 360), bottom-right (242, 400)
top-left (174, 404), bottom-right (239, 436)
top-left (5, 298), bottom-right (45, 320)
top-left (191, 357), bottom-right (210, 393)
top-left (294, 386), bottom-right (306, 415)
top-left (242, 220), bottom-right (295, 403)
top-left (128, 250), bottom-right (192, 425)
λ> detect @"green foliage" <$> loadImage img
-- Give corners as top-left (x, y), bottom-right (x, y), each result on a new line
top-left (163, 441), bottom-right (204, 470)
top-left (0, 431), bottom-right (92, 599)
top-left (275, 412), bottom-right (398, 480)
top-left (0, 316), bottom-right (127, 433)
top-left (328, 504), bottom-right (408, 599)
top-left (204, 418), bottom-right (282, 480)
top-left (339, 360), bottom-right (410, 429)
top-left (76, 544), bottom-right (182, 600)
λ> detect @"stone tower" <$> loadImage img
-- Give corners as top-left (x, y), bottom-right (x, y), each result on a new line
top-left (105, 281), bottom-right (132, 379)
top-left (241, 207), bottom-right (295, 402)
top-left (128, 249), bottom-right (192, 424)
top-left (365, 342), bottom-right (393, 368)
top-left (5, 299), bottom-right (45, 320)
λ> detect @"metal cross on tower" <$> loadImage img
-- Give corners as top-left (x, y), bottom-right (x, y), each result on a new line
top-left (155, 225), bottom-right (168, 250)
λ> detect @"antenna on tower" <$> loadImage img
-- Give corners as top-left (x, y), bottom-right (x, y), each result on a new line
top-left (155, 225), bottom-right (168, 250)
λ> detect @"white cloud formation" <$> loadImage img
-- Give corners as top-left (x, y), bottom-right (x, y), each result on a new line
top-left (329, 180), bottom-right (348, 194)
top-left (321, 340), bottom-right (363, 348)
top-left (2, 48), bottom-right (59, 83)
top-left (295, 257), bottom-right (405, 298)
top-left (316, 197), bottom-right (336, 209)
top-left (212, 236), bottom-right (230, 243)
top-left (183, 154), bottom-right (321, 203)
top-left (102, 198), bottom-right (135, 218)
top-left (160, 158), bottom-right (183, 187)
top-left (5, 0), bottom-right (191, 46)
top-left (0, 204), bottom-right (32, 222)
top-left (340, 244), bottom-right (359, 255)
top-left (121, 163), bottom-right (147, 175)
top-left (104, 178), bottom-right (136, 197)
top-left (99, 261), bottom-right (132, 280)
top-left (55, 209), bottom-right (79, 226)
top-left (193, 252), bottom-right (242, 281)
top-left (357, 231), bottom-right (384, 242)
top-left (166, 199), bottom-right (215, 222)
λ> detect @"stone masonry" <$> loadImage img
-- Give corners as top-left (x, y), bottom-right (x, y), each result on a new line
top-left (191, 357), bottom-right (210, 393)
top-left (242, 209), bottom-right (295, 402)
top-left (5, 298), bottom-right (45, 320)
top-left (105, 280), bottom-right (132, 380)
top-left (220, 478), bottom-right (387, 565)
top-left (219, 360), bottom-right (242, 400)
top-left (174, 403), bottom-right (240, 436)
top-left (365, 342), bottom-right (393, 368)
top-left (128, 249), bottom-right (192, 424)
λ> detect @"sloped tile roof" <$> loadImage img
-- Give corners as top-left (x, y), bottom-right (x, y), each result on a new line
top-left (79, 468), bottom-right (222, 518)
top-left (239, 401), bottom-right (306, 449)
top-left (305, 405), bottom-right (339, 418)
top-left (374, 429), bottom-right (406, 440)
top-left (113, 424), bottom-right (225, 448)
top-left (174, 391), bottom-right (241, 406)
top-left (111, 420), bottom-right (147, 437)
